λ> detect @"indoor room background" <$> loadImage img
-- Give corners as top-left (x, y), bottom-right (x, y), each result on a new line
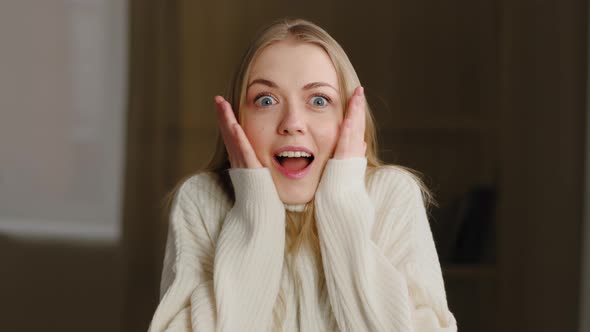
top-left (1, 0), bottom-right (588, 331)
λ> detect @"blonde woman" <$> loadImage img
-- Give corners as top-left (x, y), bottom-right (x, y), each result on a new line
top-left (148, 18), bottom-right (457, 332)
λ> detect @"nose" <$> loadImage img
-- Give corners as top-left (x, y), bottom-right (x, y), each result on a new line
top-left (277, 103), bottom-right (305, 135)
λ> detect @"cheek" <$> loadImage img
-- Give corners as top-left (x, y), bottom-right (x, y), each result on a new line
top-left (242, 124), bottom-right (261, 147)
top-left (242, 117), bottom-right (271, 156)
top-left (315, 122), bottom-right (341, 153)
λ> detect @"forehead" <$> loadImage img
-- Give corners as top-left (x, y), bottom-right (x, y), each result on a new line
top-left (248, 40), bottom-right (339, 89)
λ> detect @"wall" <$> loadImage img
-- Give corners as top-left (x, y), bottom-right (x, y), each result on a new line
top-left (0, 0), bottom-right (128, 330)
top-left (580, 2), bottom-right (590, 329)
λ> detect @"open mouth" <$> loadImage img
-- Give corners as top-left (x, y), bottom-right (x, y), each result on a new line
top-left (275, 151), bottom-right (314, 171)
top-left (272, 148), bottom-right (315, 179)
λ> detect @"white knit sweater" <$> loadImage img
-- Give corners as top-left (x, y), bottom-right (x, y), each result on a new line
top-left (148, 158), bottom-right (457, 331)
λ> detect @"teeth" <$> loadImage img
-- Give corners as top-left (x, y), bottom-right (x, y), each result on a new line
top-left (276, 151), bottom-right (312, 158)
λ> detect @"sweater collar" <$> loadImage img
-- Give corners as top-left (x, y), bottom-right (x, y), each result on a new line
top-left (284, 203), bottom-right (307, 212)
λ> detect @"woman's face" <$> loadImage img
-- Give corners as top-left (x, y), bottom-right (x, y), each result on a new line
top-left (241, 40), bottom-right (344, 204)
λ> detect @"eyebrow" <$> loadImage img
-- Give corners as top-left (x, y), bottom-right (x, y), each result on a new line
top-left (247, 78), bottom-right (338, 92)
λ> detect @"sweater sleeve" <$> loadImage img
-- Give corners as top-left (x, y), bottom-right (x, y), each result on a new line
top-left (314, 158), bottom-right (457, 332)
top-left (148, 169), bottom-right (286, 332)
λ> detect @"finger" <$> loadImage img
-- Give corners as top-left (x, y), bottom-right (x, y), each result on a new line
top-left (334, 87), bottom-right (362, 159)
top-left (357, 87), bottom-right (366, 139)
top-left (232, 123), bottom-right (262, 168)
top-left (350, 87), bottom-right (366, 141)
top-left (344, 88), bottom-right (359, 124)
top-left (333, 117), bottom-right (352, 159)
top-left (215, 96), bottom-right (238, 135)
top-left (358, 89), bottom-right (368, 156)
top-left (214, 96), bottom-right (263, 168)
top-left (216, 96), bottom-right (244, 150)
top-left (214, 96), bottom-right (229, 136)
top-left (342, 87), bottom-right (364, 153)
top-left (349, 87), bottom-right (367, 157)
top-left (214, 96), bottom-right (241, 164)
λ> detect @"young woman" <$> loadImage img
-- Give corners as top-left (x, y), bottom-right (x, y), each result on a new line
top-left (148, 18), bottom-right (457, 332)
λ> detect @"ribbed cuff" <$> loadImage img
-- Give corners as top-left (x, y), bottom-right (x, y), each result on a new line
top-left (228, 168), bottom-right (282, 206)
top-left (319, 157), bottom-right (367, 192)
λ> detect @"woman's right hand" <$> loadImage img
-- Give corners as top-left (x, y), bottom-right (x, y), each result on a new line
top-left (214, 96), bottom-right (263, 169)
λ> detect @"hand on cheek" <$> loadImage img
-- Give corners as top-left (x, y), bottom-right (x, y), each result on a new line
top-left (214, 96), bottom-right (263, 169)
top-left (333, 86), bottom-right (367, 159)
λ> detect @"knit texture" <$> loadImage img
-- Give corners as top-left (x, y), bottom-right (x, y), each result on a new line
top-left (148, 158), bottom-right (457, 332)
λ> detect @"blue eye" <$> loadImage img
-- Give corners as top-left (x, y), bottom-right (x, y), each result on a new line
top-left (255, 95), bottom-right (277, 107)
top-left (310, 96), bottom-right (328, 107)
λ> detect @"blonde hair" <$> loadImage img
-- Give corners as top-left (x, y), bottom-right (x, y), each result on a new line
top-left (186, 18), bottom-right (434, 330)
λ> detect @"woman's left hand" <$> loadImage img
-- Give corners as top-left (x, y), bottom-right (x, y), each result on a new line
top-left (333, 86), bottom-right (367, 159)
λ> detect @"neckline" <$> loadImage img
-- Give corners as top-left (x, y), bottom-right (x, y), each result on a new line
top-left (284, 203), bottom-right (307, 212)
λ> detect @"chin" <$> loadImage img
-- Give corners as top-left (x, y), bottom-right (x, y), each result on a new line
top-left (276, 186), bottom-right (314, 205)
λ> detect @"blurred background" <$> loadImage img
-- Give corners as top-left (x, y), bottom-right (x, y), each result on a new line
top-left (1, 0), bottom-right (588, 331)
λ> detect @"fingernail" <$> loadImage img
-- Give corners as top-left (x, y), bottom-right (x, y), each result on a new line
top-left (359, 86), bottom-right (364, 96)
top-left (214, 96), bottom-right (224, 104)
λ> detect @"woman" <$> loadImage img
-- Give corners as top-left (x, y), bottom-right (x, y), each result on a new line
top-left (148, 18), bottom-right (457, 331)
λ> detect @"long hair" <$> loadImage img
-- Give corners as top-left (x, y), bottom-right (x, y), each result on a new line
top-left (173, 18), bottom-right (435, 330)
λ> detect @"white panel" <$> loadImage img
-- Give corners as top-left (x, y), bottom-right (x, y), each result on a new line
top-left (0, 0), bottom-right (128, 242)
